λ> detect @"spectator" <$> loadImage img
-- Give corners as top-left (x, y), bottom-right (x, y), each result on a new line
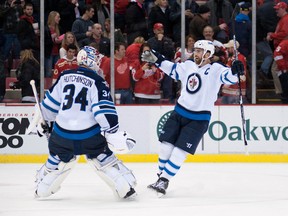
top-left (71, 4), bottom-right (94, 45)
top-left (174, 34), bottom-right (196, 63)
top-left (189, 4), bottom-right (211, 40)
top-left (267, 2), bottom-right (288, 95)
top-left (147, 0), bottom-right (172, 39)
top-left (80, 23), bottom-right (110, 56)
top-left (229, 2), bottom-right (252, 57)
top-left (132, 43), bottom-right (164, 104)
top-left (53, 44), bottom-right (78, 84)
top-left (0, 31), bottom-right (5, 102)
top-left (125, 0), bottom-right (148, 45)
top-left (59, 0), bottom-right (81, 34)
top-left (90, 0), bottom-right (110, 29)
top-left (114, 0), bottom-right (129, 33)
top-left (13, 49), bottom-right (40, 103)
top-left (30, 0), bottom-right (40, 23)
top-left (220, 40), bottom-right (249, 104)
top-left (44, 11), bottom-right (63, 78)
top-left (256, 0), bottom-right (277, 78)
top-left (169, 0), bottom-right (197, 47)
top-left (59, 31), bottom-right (80, 58)
top-left (274, 38), bottom-right (288, 103)
top-left (101, 42), bottom-right (134, 104)
top-left (126, 36), bottom-right (145, 68)
top-left (206, 0), bottom-right (233, 43)
top-left (17, 2), bottom-right (39, 55)
top-left (0, 0), bottom-right (23, 61)
top-left (147, 22), bottom-right (175, 103)
top-left (103, 18), bottom-right (126, 44)
top-left (202, 25), bottom-right (226, 64)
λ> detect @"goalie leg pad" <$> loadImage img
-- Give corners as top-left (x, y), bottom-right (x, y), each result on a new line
top-left (35, 157), bottom-right (77, 198)
top-left (87, 154), bottom-right (137, 198)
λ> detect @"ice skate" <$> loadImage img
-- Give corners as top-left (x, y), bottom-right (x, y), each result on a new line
top-left (147, 177), bottom-right (169, 197)
top-left (123, 188), bottom-right (137, 199)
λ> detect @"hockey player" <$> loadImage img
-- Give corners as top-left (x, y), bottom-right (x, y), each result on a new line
top-left (32, 46), bottom-right (137, 199)
top-left (141, 40), bottom-right (244, 196)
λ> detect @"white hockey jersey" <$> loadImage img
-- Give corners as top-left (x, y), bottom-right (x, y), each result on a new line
top-left (159, 59), bottom-right (238, 121)
top-left (40, 67), bottom-right (119, 140)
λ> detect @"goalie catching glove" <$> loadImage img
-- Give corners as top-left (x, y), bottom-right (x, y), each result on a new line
top-left (231, 60), bottom-right (244, 76)
top-left (105, 131), bottom-right (136, 154)
top-left (141, 49), bottom-right (165, 67)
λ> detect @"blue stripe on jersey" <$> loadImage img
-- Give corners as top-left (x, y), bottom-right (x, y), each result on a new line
top-left (42, 101), bottom-right (59, 113)
top-left (221, 71), bottom-right (235, 84)
top-left (175, 104), bottom-right (211, 121)
top-left (46, 91), bottom-right (61, 106)
top-left (92, 100), bottom-right (115, 107)
top-left (169, 63), bottom-right (177, 78)
top-left (53, 123), bottom-right (101, 140)
top-left (94, 109), bottom-right (117, 117)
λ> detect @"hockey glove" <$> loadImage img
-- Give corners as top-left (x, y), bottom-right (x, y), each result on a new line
top-left (37, 121), bottom-right (54, 138)
top-left (231, 60), bottom-right (244, 76)
top-left (141, 49), bottom-right (165, 67)
top-left (105, 131), bottom-right (136, 154)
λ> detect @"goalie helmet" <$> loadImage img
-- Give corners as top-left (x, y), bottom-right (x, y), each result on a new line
top-left (194, 40), bottom-right (215, 58)
top-left (77, 46), bottom-right (103, 71)
top-left (106, 131), bottom-right (136, 154)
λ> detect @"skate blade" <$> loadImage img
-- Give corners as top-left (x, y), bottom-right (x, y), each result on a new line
top-left (125, 192), bottom-right (137, 200)
top-left (147, 187), bottom-right (166, 198)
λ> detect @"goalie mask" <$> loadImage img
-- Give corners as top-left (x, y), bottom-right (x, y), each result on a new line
top-left (77, 46), bottom-right (103, 71)
top-left (106, 131), bottom-right (136, 154)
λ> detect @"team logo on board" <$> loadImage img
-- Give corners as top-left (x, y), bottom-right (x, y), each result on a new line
top-left (156, 111), bottom-right (172, 138)
top-left (186, 73), bottom-right (201, 94)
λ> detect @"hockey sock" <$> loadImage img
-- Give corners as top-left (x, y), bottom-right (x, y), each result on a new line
top-left (45, 154), bottom-right (61, 170)
top-left (161, 147), bottom-right (188, 180)
top-left (158, 141), bottom-right (174, 174)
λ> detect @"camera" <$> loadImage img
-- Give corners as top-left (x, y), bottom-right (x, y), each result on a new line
top-left (14, 0), bottom-right (21, 4)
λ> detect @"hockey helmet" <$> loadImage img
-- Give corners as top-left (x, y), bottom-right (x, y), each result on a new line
top-left (194, 40), bottom-right (215, 58)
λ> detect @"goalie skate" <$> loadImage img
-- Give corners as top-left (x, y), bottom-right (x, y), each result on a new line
top-left (147, 177), bottom-right (169, 197)
top-left (123, 188), bottom-right (137, 199)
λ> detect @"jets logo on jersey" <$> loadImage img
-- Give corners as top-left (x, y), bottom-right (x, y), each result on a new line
top-left (186, 73), bottom-right (201, 94)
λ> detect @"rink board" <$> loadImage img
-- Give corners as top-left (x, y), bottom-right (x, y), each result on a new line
top-left (0, 104), bottom-right (288, 163)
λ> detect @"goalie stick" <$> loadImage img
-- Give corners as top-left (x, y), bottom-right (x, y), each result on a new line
top-left (28, 80), bottom-right (50, 139)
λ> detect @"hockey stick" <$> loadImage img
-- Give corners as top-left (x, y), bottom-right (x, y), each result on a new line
top-left (28, 80), bottom-right (50, 139)
top-left (231, 6), bottom-right (248, 154)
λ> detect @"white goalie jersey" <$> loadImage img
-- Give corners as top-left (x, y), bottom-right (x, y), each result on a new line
top-left (159, 59), bottom-right (238, 121)
top-left (40, 67), bottom-right (119, 139)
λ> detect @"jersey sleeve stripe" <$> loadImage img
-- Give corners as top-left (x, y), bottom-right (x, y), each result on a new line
top-left (93, 100), bottom-right (114, 107)
top-left (46, 91), bottom-right (61, 106)
top-left (94, 109), bottom-right (117, 117)
top-left (42, 101), bottom-right (59, 113)
top-left (221, 71), bottom-right (236, 84)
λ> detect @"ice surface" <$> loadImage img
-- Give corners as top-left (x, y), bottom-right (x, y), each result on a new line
top-left (1, 163), bottom-right (288, 216)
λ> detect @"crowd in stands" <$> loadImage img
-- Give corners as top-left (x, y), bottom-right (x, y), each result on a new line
top-left (0, 0), bottom-right (288, 104)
